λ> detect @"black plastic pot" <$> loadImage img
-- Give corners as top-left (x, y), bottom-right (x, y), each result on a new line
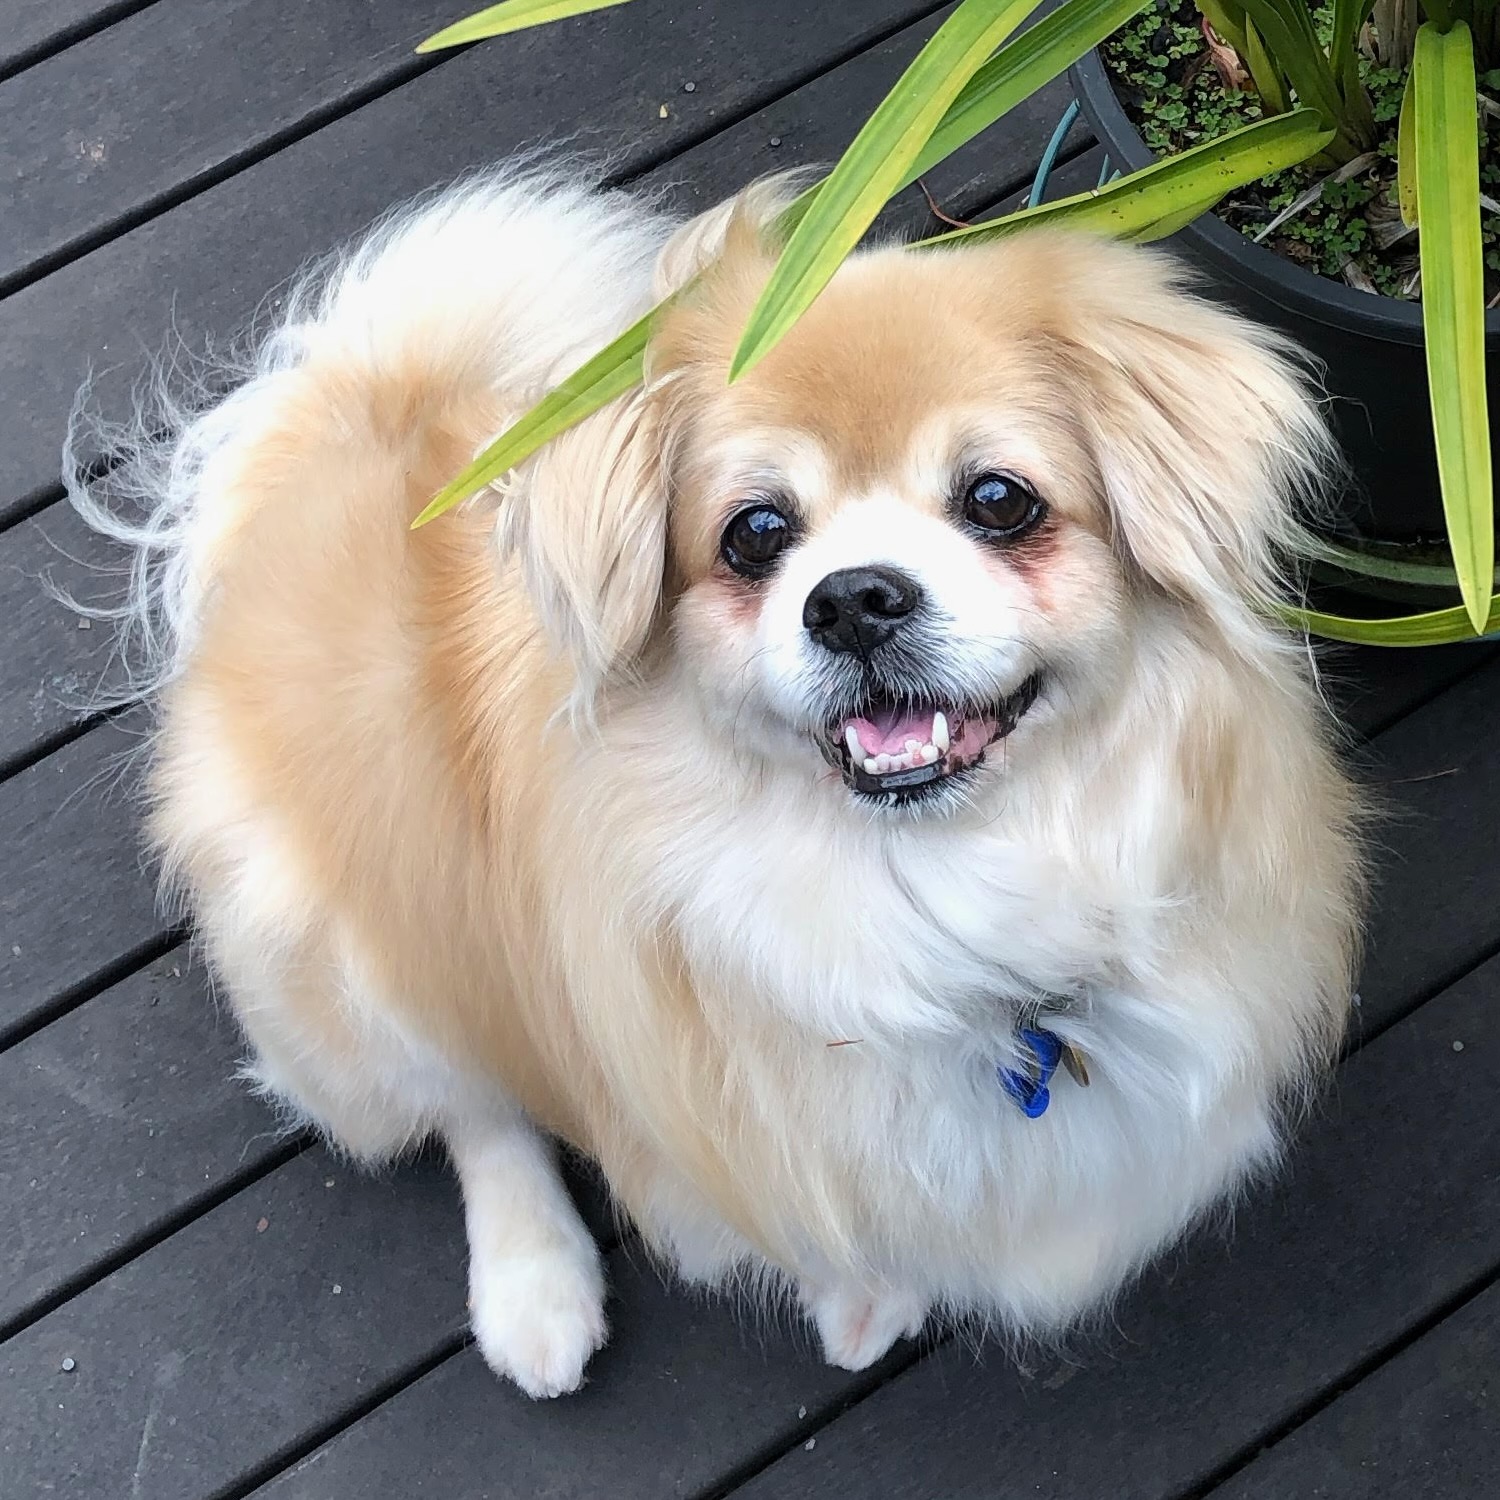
top-left (1070, 48), bottom-right (1500, 543)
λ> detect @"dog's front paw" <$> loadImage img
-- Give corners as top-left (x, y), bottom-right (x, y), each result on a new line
top-left (804, 1283), bottom-right (927, 1371)
top-left (469, 1247), bottom-right (608, 1398)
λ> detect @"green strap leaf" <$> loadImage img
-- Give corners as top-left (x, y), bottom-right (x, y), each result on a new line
top-left (727, 0), bottom-right (1037, 383)
top-left (1236, 0), bottom-right (1352, 136)
top-left (911, 109), bottom-right (1333, 247)
top-left (410, 308), bottom-right (654, 527)
top-left (1396, 67), bottom-right (1418, 226)
top-left (1301, 534), bottom-right (1486, 587)
top-left (416, 107), bottom-right (1330, 526)
top-left (1242, 17), bottom-right (1292, 116)
top-left (1412, 19), bottom-right (1493, 634)
top-left (415, 0), bottom-right (1158, 523)
top-left (1282, 599), bottom-right (1497, 646)
top-left (1330, 0), bottom-right (1378, 139)
top-left (901, 0), bottom-right (1154, 190)
top-left (1130, 197), bottom-right (1221, 241)
top-left (417, 0), bottom-right (635, 53)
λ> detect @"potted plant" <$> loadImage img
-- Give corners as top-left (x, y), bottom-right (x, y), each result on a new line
top-left (1069, 0), bottom-right (1499, 641)
top-left (414, 0), bottom-right (1497, 643)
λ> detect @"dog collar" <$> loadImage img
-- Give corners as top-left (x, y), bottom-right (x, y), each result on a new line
top-left (997, 1028), bottom-right (1089, 1118)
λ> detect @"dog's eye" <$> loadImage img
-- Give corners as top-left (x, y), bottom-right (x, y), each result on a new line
top-left (963, 473), bottom-right (1047, 538)
top-left (720, 504), bottom-right (793, 577)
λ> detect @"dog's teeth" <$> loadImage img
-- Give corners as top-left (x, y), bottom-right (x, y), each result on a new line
top-left (863, 756), bottom-right (881, 775)
top-left (920, 744), bottom-right (940, 765)
top-left (904, 738), bottom-right (921, 753)
top-left (892, 752), bottom-right (911, 771)
top-left (932, 712), bottom-right (950, 754)
top-left (845, 725), bottom-right (862, 760)
top-left (876, 753), bottom-right (893, 773)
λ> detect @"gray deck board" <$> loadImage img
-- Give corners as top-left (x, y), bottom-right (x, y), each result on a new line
top-left (0, 713), bottom-right (161, 1046)
top-left (0, 946), bottom-right (273, 1337)
top-left (0, 0), bottom-right (460, 292)
top-left (0, 0), bottom-right (152, 80)
top-left (0, 502), bottom-right (129, 777)
top-left (1350, 654), bottom-right (1500, 1029)
top-left (1214, 1281), bottom-right (1500, 1499)
top-left (1, 1149), bottom-right (469, 1500)
top-left (262, 1270), bottom-right (905, 1500)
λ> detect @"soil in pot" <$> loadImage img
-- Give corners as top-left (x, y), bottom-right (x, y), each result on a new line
top-left (1075, 1), bottom-right (1500, 565)
top-left (1102, 0), bottom-right (1500, 303)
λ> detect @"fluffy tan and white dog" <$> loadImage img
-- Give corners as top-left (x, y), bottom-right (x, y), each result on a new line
top-left (70, 166), bottom-right (1363, 1398)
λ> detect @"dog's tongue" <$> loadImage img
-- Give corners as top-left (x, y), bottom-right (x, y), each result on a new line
top-left (847, 704), bottom-right (937, 757)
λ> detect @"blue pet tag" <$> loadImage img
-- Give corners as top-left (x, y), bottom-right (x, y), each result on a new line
top-left (997, 1028), bottom-right (1065, 1118)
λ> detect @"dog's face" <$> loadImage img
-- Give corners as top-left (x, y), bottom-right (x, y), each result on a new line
top-left (513, 196), bottom-right (1328, 815)
top-left (662, 277), bottom-right (1127, 811)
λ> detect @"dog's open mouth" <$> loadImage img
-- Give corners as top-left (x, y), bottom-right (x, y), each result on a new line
top-left (828, 675), bottom-right (1041, 799)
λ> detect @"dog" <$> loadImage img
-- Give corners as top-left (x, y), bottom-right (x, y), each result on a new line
top-left (68, 165), bottom-right (1363, 1398)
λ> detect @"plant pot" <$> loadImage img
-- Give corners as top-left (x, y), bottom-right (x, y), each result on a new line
top-left (1069, 48), bottom-right (1500, 545)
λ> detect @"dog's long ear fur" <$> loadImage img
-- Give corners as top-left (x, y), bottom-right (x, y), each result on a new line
top-left (497, 178), bottom-right (805, 710)
top-left (1056, 242), bottom-right (1334, 647)
top-left (499, 385), bottom-right (667, 712)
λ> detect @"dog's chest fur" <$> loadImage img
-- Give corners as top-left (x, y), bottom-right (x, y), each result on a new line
top-left (674, 784), bottom-right (1111, 1039)
top-left (604, 767), bottom-right (1274, 1307)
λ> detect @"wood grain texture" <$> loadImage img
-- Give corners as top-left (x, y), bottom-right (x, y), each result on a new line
top-left (0, 0), bottom-right (521, 289)
top-left (0, 1148), bottom-right (470, 1500)
top-left (0, 1149), bottom-right (832, 1500)
top-left (0, 712), bottom-right (160, 1046)
top-left (261, 1259), bottom-right (904, 1500)
top-left (0, 946), bottom-right (275, 1334)
top-left (0, 0), bottom-right (154, 80)
top-left (0, 501), bottom-right (129, 777)
top-left (1213, 1281), bottom-right (1500, 1499)
top-left (1351, 653), bottom-right (1500, 1030)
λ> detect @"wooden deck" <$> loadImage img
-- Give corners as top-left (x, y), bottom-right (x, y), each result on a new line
top-left (1, 3), bottom-right (1498, 1495)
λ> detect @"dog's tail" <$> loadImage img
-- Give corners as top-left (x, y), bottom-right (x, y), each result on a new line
top-left (62, 162), bottom-right (672, 709)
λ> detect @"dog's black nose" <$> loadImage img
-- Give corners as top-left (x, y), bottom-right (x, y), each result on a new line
top-left (803, 565), bottom-right (924, 656)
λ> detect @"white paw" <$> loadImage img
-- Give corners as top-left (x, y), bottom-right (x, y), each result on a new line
top-left (805, 1285), bottom-right (927, 1371)
top-left (469, 1246), bottom-right (608, 1398)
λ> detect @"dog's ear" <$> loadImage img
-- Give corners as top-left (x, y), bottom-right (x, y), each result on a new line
top-left (493, 178), bottom-right (812, 710)
top-left (1059, 243), bottom-right (1333, 644)
top-left (654, 198), bottom-right (742, 301)
top-left (652, 173), bottom-right (810, 301)
top-left (495, 386), bottom-right (667, 713)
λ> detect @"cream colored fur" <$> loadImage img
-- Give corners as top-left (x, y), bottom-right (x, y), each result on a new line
top-left (68, 165), bottom-right (1363, 1397)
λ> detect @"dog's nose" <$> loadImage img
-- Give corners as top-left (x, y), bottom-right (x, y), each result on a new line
top-left (803, 565), bottom-right (924, 655)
